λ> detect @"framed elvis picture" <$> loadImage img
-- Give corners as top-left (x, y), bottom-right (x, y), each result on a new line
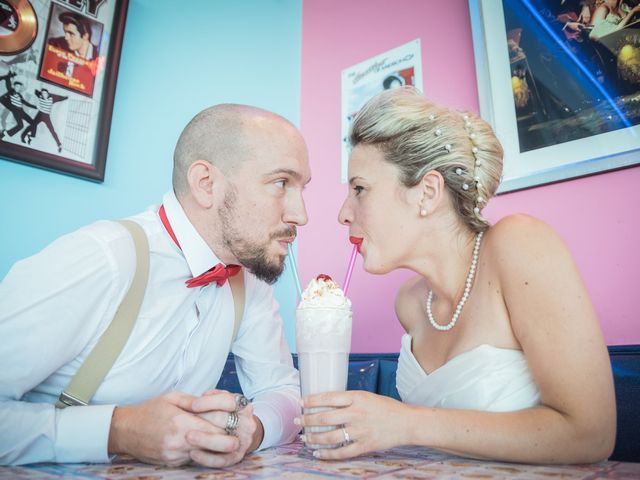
top-left (0, 0), bottom-right (128, 182)
top-left (470, 0), bottom-right (640, 193)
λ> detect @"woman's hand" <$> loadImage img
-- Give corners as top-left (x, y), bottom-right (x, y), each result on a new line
top-left (564, 21), bottom-right (584, 33)
top-left (296, 390), bottom-right (411, 460)
top-left (579, 5), bottom-right (591, 24)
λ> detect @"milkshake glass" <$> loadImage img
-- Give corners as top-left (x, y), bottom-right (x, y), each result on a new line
top-left (296, 274), bottom-right (352, 448)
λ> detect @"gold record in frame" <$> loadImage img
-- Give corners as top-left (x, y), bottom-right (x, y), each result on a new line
top-left (0, 0), bottom-right (37, 55)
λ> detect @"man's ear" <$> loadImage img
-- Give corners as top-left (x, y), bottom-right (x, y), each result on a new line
top-left (186, 159), bottom-right (220, 208)
top-left (419, 169), bottom-right (446, 213)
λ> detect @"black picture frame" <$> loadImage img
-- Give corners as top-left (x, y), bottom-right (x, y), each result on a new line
top-left (0, 0), bottom-right (128, 182)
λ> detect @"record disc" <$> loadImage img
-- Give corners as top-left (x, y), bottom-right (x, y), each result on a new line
top-left (0, 0), bottom-right (37, 55)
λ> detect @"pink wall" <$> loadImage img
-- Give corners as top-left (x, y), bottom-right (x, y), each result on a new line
top-left (300, 0), bottom-right (640, 352)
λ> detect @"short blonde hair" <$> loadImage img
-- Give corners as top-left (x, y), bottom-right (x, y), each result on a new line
top-left (350, 87), bottom-right (503, 232)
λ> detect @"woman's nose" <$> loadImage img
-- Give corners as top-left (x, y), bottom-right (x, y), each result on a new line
top-left (338, 198), bottom-right (352, 226)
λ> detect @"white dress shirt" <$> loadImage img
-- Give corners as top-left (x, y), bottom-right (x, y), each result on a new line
top-left (0, 191), bottom-right (301, 465)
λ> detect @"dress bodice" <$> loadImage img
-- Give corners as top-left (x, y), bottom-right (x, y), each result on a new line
top-left (396, 334), bottom-right (540, 412)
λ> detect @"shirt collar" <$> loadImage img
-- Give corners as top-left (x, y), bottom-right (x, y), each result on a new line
top-left (161, 190), bottom-right (222, 277)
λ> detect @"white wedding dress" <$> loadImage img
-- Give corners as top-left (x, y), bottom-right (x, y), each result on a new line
top-left (396, 334), bottom-right (540, 411)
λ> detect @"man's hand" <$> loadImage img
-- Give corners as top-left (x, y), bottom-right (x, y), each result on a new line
top-left (187, 390), bottom-right (264, 468)
top-left (107, 391), bottom-right (238, 467)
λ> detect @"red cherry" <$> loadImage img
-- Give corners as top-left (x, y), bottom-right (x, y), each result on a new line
top-left (316, 274), bottom-right (333, 282)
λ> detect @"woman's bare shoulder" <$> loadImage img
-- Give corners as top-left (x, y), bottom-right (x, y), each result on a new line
top-left (486, 214), bottom-right (566, 262)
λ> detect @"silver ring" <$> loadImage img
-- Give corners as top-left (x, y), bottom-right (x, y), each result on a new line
top-left (342, 427), bottom-right (351, 444)
top-left (225, 411), bottom-right (239, 435)
top-left (235, 394), bottom-right (249, 411)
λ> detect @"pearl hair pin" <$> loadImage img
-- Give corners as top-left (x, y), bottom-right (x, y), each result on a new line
top-left (426, 231), bottom-right (484, 331)
top-left (461, 113), bottom-right (484, 218)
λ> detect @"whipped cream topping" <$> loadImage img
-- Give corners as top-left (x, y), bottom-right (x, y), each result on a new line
top-left (298, 275), bottom-right (351, 309)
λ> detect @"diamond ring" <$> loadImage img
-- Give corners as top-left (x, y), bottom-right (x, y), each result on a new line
top-left (342, 427), bottom-right (352, 444)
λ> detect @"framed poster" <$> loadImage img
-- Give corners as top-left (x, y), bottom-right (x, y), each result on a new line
top-left (0, 0), bottom-right (128, 182)
top-left (470, 0), bottom-right (640, 193)
top-left (341, 39), bottom-right (423, 183)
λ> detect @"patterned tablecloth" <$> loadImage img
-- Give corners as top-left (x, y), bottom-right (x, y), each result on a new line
top-left (2, 442), bottom-right (639, 479)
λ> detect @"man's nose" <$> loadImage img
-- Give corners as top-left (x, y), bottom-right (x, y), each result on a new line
top-left (284, 190), bottom-right (308, 226)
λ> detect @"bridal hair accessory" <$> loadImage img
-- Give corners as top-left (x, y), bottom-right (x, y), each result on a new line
top-left (462, 114), bottom-right (484, 217)
top-left (430, 112), bottom-right (484, 217)
top-left (426, 231), bottom-right (483, 331)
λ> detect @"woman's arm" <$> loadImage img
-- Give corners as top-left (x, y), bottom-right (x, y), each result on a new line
top-left (590, 4), bottom-right (609, 25)
top-left (618, 4), bottom-right (640, 28)
top-left (589, 5), bottom-right (614, 39)
top-left (579, 3), bottom-right (592, 24)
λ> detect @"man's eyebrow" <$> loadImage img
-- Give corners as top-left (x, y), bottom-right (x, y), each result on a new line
top-left (264, 168), bottom-right (302, 180)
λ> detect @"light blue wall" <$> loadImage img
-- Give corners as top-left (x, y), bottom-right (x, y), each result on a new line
top-left (0, 0), bottom-right (303, 349)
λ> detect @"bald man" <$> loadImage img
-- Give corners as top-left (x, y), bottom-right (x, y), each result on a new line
top-left (0, 105), bottom-right (311, 467)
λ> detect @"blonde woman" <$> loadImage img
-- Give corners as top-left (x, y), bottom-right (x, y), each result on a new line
top-left (297, 87), bottom-right (615, 464)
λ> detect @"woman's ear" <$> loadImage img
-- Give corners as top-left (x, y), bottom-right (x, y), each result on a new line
top-left (419, 169), bottom-right (445, 214)
top-left (186, 159), bottom-right (220, 208)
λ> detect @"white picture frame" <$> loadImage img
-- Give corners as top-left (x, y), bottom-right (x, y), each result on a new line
top-left (469, 0), bottom-right (640, 193)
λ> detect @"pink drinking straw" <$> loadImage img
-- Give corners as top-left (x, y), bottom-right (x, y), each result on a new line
top-left (287, 243), bottom-right (303, 298)
top-left (342, 237), bottom-right (362, 295)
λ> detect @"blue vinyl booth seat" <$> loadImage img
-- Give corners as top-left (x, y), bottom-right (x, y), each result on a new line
top-left (216, 345), bottom-right (639, 462)
top-left (216, 354), bottom-right (380, 395)
top-left (608, 345), bottom-right (640, 462)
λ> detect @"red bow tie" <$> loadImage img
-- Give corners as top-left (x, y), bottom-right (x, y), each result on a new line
top-left (186, 263), bottom-right (241, 288)
top-left (159, 204), bottom-right (241, 288)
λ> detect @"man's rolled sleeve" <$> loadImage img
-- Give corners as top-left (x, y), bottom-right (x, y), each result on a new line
top-left (252, 388), bottom-right (301, 450)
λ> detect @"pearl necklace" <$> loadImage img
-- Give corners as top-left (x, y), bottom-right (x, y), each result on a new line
top-left (426, 231), bottom-right (484, 331)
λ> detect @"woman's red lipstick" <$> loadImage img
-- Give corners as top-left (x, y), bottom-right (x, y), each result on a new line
top-left (349, 236), bottom-right (363, 253)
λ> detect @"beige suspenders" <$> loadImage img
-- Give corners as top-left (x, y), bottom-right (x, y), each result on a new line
top-left (56, 220), bottom-right (245, 408)
top-left (228, 272), bottom-right (245, 341)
